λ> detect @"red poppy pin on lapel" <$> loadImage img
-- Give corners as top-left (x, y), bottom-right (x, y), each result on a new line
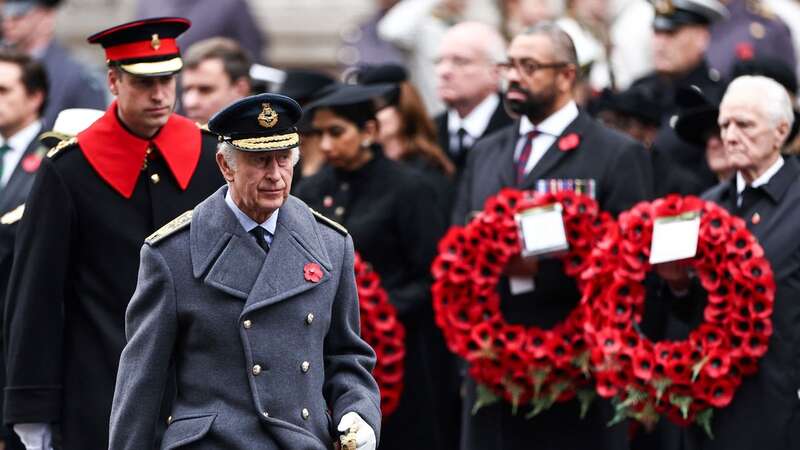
top-left (304, 262), bottom-right (323, 283)
top-left (558, 133), bottom-right (580, 152)
top-left (21, 154), bottom-right (42, 173)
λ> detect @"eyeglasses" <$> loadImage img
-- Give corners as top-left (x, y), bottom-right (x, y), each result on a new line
top-left (496, 58), bottom-right (569, 76)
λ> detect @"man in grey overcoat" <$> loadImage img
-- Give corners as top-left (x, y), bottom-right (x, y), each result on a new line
top-left (108, 93), bottom-right (381, 450)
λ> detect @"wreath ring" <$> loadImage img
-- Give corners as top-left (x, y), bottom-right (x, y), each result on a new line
top-left (583, 195), bottom-right (775, 436)
top-left (431, 189), bottom-right (613, 416)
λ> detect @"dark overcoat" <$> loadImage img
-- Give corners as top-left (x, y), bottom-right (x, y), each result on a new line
top-left (3, 115), bottom-right (223, 450)
top-left (452, 110), bottom-right (652, 450)
top-left (675, 158), bottom-right (800, 450)
top-left (109, 188), bottom-right (381, 449)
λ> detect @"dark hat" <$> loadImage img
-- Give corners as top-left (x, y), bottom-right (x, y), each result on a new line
top-left (277, 70), bottom-right (336, 106)
top-left (673, 86), bottom-right (718, 146)
top-left (208, 93), bottom-right (302, 152)
top-left (651, 0), bottom-right (728, 32)
top-left (87, 17), bottom-right (191, 77)
top-left (1, 0), bottom-right (60, 17)
top-left (610, 84), bottom-right (663, 126)
top-left (351, 64), bottom-right (409, 85)
top-left (305, 82), bottom-right (399, 114)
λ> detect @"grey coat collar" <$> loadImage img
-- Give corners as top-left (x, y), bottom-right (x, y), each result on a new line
top-left (190, 186), bottom-right (333, 310)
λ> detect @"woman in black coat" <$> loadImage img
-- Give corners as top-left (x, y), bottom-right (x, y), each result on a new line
top-left (294, 83), bottom-right (451, 450)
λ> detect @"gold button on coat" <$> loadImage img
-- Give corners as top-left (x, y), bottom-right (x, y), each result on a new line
top-left (167, 415), bottom-right (173, 425)
top-left (252, 364), bottom-right (262, 376)
top-left (306, 313), bottom-right (314, 325)
top-left (334, 206), bottom-right (345, 217)
top-left (243, 319), bottom-right (252, 329)
top-left (262, 411), bottom-right (269, 418)
top-left (301, 361), bottom-right (310, 373)
top-left (150, 173), bottom-right (160, 184)
top-left (301, 408), bottom-right (310, 420)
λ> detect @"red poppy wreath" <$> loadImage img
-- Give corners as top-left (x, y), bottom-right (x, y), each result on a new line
top-left (354, 253), bottom-right (406, 417)
top-left (583, 195), bottom-right (775, 436)
top-left (431, 188), bottom-right (614, 417)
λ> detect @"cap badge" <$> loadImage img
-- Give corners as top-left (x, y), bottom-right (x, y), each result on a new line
top-left (258, 103), bottom-right (279, 128)
top-left (654, 0), bottom-right (674, 15)
top-left (151, 34), bottom-right (161, 50)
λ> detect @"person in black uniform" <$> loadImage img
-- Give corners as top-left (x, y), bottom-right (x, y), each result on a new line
top-left (2, 17), bottom-right (223, 450)
top-left (293, 83), bottom-right (449, 450)
top-left (631, 0), bottom-right (729, 195)
top-left (452, 21), bottom-right (652, 450)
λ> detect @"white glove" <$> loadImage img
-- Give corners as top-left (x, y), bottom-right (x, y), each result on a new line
top-left (337, 411), bottom-right (376, 450)
top-left (13, 423), bottom-right (53, 450)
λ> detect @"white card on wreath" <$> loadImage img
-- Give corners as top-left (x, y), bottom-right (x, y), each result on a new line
top-left (516, 203), bottom-right (569, 257)
top-left (509, 276), bottom-right (535, 295)
top-left (649, 211), bottom-right (701, 265)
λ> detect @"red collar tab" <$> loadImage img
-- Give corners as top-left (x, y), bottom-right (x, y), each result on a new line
top-left (105, 38), bottom-right (179, 62)
top-left (77, 102), bottom-right (202, 199)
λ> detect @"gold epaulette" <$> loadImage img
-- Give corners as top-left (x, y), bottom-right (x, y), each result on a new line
top-left (311, 208), bottom-right (348, 236)
top-left (46, 137), bottom-right (77, 159)
top-left (0, 204), bottom-right (25, 225)
top-left (146, 210), bottom-right (193, 245)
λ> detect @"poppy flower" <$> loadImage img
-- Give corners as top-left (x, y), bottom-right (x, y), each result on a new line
top-left (703, 349), bottom-right (731, 379)
top-left (558, 132), bottom-right (580, 151)
top-left (22, 154), bottom-right (41, 173)
top-left (706, 378), bottom-right (736, 408)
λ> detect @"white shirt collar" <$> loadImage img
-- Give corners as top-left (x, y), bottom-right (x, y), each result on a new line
top-left (1, 121), bottom-right (42, 185)
top-left (736, 156), bottom-right (784, 194)
top-left (447, 93), bottom-right (501, 138)
top-left (518, 101), bottom-right (579, 137)
top-left (224, 187), bottom-right (279, 235)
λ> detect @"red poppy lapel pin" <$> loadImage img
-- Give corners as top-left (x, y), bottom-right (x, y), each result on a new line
top-left (304, 262), bottom-right (323, 283)
top-left (21, 154), bottom-right (42, 173)
top-left (558, 133), bottom-right (580, 152)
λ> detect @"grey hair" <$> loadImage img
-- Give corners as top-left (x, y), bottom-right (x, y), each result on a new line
top-left (520, 21), bottom-right (579, 67)
top-left (723, 75), bottom-right (795, 130)
top-left (217, 141), bottom-right (301, 169)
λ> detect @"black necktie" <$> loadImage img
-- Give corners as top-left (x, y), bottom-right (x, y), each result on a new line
top-left (737, 185), bottom-right (763, 214)
top-left (250, 227), bottom-right (271, 254)
top-left (452, 128), bottom-right (470, 169)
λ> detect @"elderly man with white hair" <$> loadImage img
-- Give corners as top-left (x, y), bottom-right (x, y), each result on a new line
top-left (662, 75), bottom-right (800, 450)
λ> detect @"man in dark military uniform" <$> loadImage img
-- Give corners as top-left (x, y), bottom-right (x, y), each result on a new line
top-left (109, 93), bottom-right (380, 450)
top-left (3, 18), bottom-right (223, 450)
top-left (631, 0), bottom-right (729, 195)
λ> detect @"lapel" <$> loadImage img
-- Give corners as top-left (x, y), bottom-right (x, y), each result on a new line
top-left (242, 196), bottom-right (332, 314)
top-left (0, 138), bottom-right (41, 213)
top-left (190, 187), bottom-right (333, 310)
top-left (497, 121), bottom-right (523, 188)
top-left (520, 112), bottom-right (590, 190)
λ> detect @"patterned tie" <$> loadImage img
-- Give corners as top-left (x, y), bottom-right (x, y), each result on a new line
top-left (250, 227), bottom-right (271, 254)
top-left (514, 130), bottom-right (539, 185)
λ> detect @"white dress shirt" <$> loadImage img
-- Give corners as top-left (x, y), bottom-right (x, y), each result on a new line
top-left (735, 156), bottom-right (784, 207)
top-left (225, 188), bottom-right (278, 246)
top-left (1, 121), bottom-right (42, 186)
top-left (514, 101), bottom-right (580, 176)
top-left (446, 93), bottom-right (501, 150)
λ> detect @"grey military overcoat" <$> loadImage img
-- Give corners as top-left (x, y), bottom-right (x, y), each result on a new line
top-left (109, 186), bottom-right (381, 450)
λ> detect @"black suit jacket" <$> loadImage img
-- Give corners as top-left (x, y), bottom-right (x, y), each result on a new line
top-left (435, 96), bottom-right (514, 173)
top-left (673, 158), bottom-right (800, 450)
top-left (452, 110), bottom-right (652, 450)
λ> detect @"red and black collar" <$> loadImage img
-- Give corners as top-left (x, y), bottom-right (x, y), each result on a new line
top-left (77, 101), bottom-right (201, 198)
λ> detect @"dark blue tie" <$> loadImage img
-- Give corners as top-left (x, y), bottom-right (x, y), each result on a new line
top-left (250, 227), bottom-right (271, 254)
